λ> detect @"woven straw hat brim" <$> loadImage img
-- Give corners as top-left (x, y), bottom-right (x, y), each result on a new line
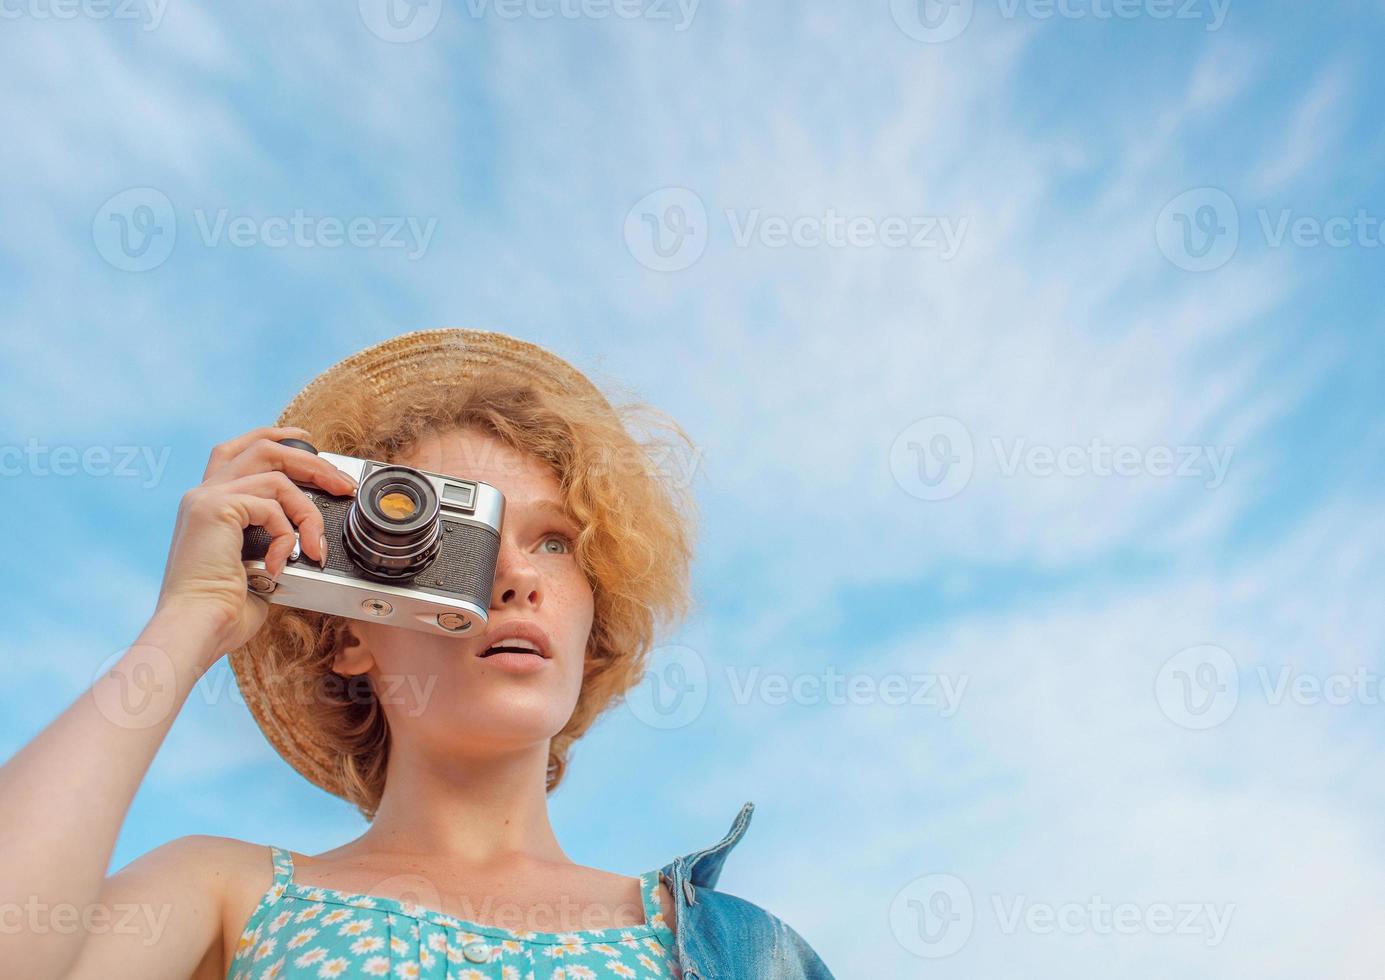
top-left (229, 328), bottom-right (610, 802)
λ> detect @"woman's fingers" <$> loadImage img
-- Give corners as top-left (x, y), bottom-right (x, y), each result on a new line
top-left (201, 426), bottom-right (312, 482)
top-left (219, 470), bottom-right (330, 570)
top-left (224, 490), bottom-right (300, 578)
top-left (204, 431), bottom-right (358, 498)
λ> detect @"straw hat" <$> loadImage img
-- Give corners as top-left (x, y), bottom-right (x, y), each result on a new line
top-left (228, 328), bottom-right (614, 802)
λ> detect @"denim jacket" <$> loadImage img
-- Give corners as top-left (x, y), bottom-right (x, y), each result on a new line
top-left (657, 801), bottom-right (836, 979)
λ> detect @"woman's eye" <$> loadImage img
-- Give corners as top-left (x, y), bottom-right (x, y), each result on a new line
top-left (540, 532), bottom-right (574, 554)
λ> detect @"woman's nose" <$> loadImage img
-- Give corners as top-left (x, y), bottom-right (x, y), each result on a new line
top-left (490, 541), bottom-right (541, 609)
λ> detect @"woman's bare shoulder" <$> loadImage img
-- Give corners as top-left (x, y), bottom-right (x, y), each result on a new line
top-left (144, 833), bottom-right (274, 886)
top-left (65, 835), bottom-right (276, 980)
top-left (112, 833), bottom-right (268, 887)
top-left (155, 835), bottom-right (280, 976)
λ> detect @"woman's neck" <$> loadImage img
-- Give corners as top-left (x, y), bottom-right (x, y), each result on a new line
top-left (350, 739), bottom-right (571, 868)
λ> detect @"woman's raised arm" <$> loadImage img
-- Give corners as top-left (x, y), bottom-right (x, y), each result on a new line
top-left (0, 424), bottom-right (354, 979)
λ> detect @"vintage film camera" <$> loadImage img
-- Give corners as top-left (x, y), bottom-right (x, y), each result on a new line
top-left (240, 438), bottom-right (504, 635)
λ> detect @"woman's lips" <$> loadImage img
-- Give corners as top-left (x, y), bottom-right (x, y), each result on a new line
top-left (475, 650), bottom-right (551, 674)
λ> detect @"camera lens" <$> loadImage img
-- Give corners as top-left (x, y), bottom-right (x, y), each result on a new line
top-left (377, 491), bottom-right (417, 521)
top-left (343, 465), bottom-right (442, 581)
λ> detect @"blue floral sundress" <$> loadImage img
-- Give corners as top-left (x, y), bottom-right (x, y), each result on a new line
top-left (226, 845), bottom-right (681, 979)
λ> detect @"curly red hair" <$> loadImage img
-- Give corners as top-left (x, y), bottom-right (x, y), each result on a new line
top-left (239, 359), bottom-right (698, 820)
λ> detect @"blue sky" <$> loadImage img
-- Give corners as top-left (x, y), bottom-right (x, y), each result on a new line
top-left (2, 1), bottom-right (1383, 976)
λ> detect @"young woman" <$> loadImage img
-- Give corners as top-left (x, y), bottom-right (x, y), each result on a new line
top-left (0, 330), bottom-right (834, 979)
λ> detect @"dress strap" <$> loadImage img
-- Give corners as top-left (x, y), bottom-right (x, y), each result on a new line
top-left (639, 870), bottom-right (669, 932)
top-left (268, 845), bottom-right (296, 889)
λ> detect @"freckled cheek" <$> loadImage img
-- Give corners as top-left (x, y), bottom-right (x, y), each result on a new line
top-left (543, 568), bottom-right (595, 621)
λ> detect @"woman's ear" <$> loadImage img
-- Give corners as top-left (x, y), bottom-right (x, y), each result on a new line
top-left (332, 620), bottom-right (376, 676)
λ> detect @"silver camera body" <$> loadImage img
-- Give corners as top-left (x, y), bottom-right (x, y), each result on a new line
top-left (240, 440), bottom-right (505, 636)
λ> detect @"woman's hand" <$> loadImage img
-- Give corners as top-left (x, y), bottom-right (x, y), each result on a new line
top-left (153, 425), bottom-right (359, 655)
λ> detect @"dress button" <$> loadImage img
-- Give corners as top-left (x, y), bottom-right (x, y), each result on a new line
top-left (462, 941), bottom-right (490, 963)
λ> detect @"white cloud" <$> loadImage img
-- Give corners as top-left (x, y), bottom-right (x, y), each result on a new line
top-left (1249, 64), bottom-right (1352, 196)
top-left (698, 495), bottom-right (1385, 976)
